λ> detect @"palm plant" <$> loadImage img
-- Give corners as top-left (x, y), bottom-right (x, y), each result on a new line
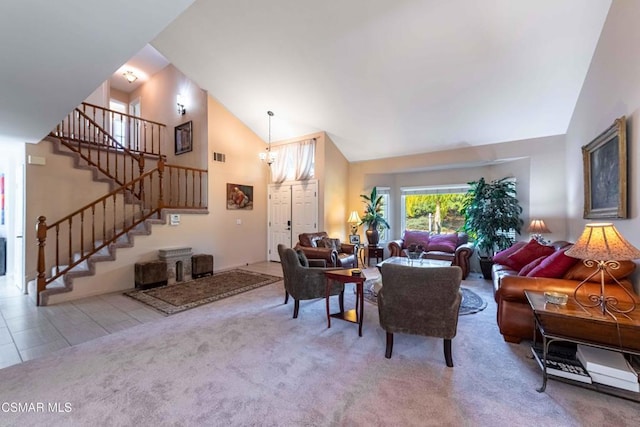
top-left (359, 187), bottom-right (390, 245)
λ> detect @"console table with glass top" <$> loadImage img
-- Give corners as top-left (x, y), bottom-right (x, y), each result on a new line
top-left (525, 290), bottom-right (640, 402)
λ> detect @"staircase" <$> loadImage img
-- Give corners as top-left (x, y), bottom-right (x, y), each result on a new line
top-left (33, 103), bottom-right (208, 306)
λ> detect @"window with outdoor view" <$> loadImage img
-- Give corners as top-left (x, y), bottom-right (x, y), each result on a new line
top-left (400, 185), bottom-right (469, 234)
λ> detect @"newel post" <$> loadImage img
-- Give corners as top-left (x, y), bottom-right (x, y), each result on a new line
top-left (157, 156), bottom-right (165, 215)
top-left (36, 216), bottom-right (47, 306)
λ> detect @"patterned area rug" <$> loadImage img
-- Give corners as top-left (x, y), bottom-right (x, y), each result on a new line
top-left (124, 269), bottom-right (281, 315)
top-left (363, 286), bottom-right (487, 316)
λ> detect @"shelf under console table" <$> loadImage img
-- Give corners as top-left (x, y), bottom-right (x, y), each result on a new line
top-left (525, 290), bottom-right (640, 402)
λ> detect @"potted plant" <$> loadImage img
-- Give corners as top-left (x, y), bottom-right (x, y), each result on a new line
top-left (461, 177), bottom-right (523, 279)
top-left (359, 187), bottom-right (390, 246)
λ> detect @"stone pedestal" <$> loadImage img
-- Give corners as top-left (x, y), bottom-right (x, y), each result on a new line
top-left (159, 247), bottom-right (193, 283)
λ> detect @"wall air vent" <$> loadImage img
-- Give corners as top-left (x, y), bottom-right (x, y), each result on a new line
top-left (212, 152), bottom-right (226, 162)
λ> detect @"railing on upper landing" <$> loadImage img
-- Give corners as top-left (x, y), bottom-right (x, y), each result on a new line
top-left (78, 102), bottom-right (166, 157)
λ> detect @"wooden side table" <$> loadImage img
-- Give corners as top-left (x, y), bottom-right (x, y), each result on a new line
top-left (365, 245), bottom-right (384, 267)
top-left (324, 269), bottom-right (367, 336)
top-left (525, 290), bottom-right (640, 401)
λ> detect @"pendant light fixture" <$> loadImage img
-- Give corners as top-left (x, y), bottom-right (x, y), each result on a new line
top-left (259, 111), bottom-right (276, 166)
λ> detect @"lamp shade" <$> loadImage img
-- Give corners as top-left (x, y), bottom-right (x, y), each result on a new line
top-left (564, 223), bottom-right (640, 261)
top-left (347, 211), bottom-right (361, 224)
top-left (527, 219), bottom-right (551, 234)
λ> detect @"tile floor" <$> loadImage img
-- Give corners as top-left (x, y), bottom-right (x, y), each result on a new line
top-left (0, 262), bottom-right (284, 369)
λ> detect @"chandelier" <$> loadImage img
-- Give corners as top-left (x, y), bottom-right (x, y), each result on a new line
top-left (259, 111), bottom-right (276, 166)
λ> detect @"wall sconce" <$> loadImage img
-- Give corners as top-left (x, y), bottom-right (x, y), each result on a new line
top-left (123, 70), bottom-right (138, 83)
top-left (177, 94), bottom-right (186, 115)
top-left (259, 111), bottom-right (276, 166)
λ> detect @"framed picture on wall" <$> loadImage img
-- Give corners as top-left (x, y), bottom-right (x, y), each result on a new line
top-left (582, 116), bottom-right (627, 219)
top-left (227, 183), bottom-right (253, 210)
top-left (175, 121), bottom-right (193, 155)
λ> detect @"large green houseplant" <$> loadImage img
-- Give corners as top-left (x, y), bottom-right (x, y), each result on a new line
top-left (461, 177), bottom-right (523, 279)
top-left (359, 187), bottom-right (390, 246)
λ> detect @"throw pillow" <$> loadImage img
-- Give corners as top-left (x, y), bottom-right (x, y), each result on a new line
top-left (493, 241), bottom-right (527, 270)
top-left (295, 249), bottom-right (309, 267)
top-left (518, 256), bottom-right (547, 276)
top-left (427, 233), bottom-right (458, 253)
top-left (318, 237), bottom-right (341, 251)
top-left (403, 230), bottom-right (430, 250)
top-left (564, 259), bottom-right (636, 283)
top-left (507, 239), bottom-right (555, 271)
top-left (526, 247), bottom-right (579, 278)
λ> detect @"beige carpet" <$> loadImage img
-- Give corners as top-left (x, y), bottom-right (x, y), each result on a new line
top-left (0, 270), bottom-right (639, 426)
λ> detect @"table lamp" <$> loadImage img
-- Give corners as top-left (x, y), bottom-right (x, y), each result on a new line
top-left (527, 219), bottom-right (551, 244)
top-left (347, 211), bottom-right (361, 235)
top-left (564, 223), bottom-right (640, 315)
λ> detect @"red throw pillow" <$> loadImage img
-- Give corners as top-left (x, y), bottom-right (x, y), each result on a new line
top-left (427, 233), bottom-right (458, 253)
top-left (493, 241), bottom-right (527, 269)
top-left (403, 230), bottom-right (430, 250)
top-left (518, 256), bottom-right (547, 276)
top-left (527, 247), bottom-right (579, 278)
top-left (507, 239), bottom-right (555, 271)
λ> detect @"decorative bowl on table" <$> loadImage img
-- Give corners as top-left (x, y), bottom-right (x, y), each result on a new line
top-left (403, 249), bottom-right (423, 261)
top-left (544, 291), bottom-right (568, 305)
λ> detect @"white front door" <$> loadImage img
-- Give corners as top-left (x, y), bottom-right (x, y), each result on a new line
top-left (268, 180), bottom-right (318, 261)
top-left (291, 181), bottom-right (318, 241)
top-left (268, 185), bottom-right (292, 261)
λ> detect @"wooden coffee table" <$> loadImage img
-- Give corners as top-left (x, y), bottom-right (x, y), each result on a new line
top-left (525, 290), bottom-right (640, 401)
top-left (324, 269), bottom-right (367, 337)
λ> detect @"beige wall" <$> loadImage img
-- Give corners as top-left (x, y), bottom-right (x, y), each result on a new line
top-left (322, 134), bottom-right (350, 240)
top-left (130, 64), bottom-right (208, 169)
top-left (564, 0), bottom-right (640, 290)
top-left (347, 134), bottom-right (568, 245)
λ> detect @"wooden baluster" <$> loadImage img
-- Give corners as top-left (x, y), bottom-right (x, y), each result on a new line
top-left (55, 224), bottom-right (60, 275)
top-left (102, 199), bottom-right (107, 243)
top-left (36, 216), bottom-right (47, 305)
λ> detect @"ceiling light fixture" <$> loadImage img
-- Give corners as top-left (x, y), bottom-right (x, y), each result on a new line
top-left (123, 70), bottom-right (138, 83)
top-left (259, 110), bottom-right (276, 166)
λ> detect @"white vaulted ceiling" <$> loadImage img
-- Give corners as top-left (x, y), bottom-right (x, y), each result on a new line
top-left (153, 0), bottom-right (612, 161)
top-left (1, 1), bottom-right (611, 163)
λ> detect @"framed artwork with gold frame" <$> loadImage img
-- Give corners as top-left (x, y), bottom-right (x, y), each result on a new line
top-left (582, 116), bottom-right (627, 219)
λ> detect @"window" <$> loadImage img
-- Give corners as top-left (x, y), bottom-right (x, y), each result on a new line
top-left (400, 185), bottom-right (469, 234)
top-left (109, 99), bottom-right (127, 145)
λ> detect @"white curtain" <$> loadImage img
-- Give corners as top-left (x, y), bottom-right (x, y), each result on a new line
top-left (269, 138), bottom-right (316, 184)
top-left (295, 139), bottom-right (315, 181)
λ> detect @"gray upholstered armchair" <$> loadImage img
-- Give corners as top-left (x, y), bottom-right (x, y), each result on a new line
top-left (277, 244), bottom-right (344, 319)
top-left (378, 263), bottom-right (463, 367)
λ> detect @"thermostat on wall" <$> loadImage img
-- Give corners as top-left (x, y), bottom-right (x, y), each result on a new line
top-left (170, 214), bottom-right (180, 226)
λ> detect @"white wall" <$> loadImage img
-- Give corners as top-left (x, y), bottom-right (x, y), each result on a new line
top-left (565, 0), bottom-right (640, 291)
